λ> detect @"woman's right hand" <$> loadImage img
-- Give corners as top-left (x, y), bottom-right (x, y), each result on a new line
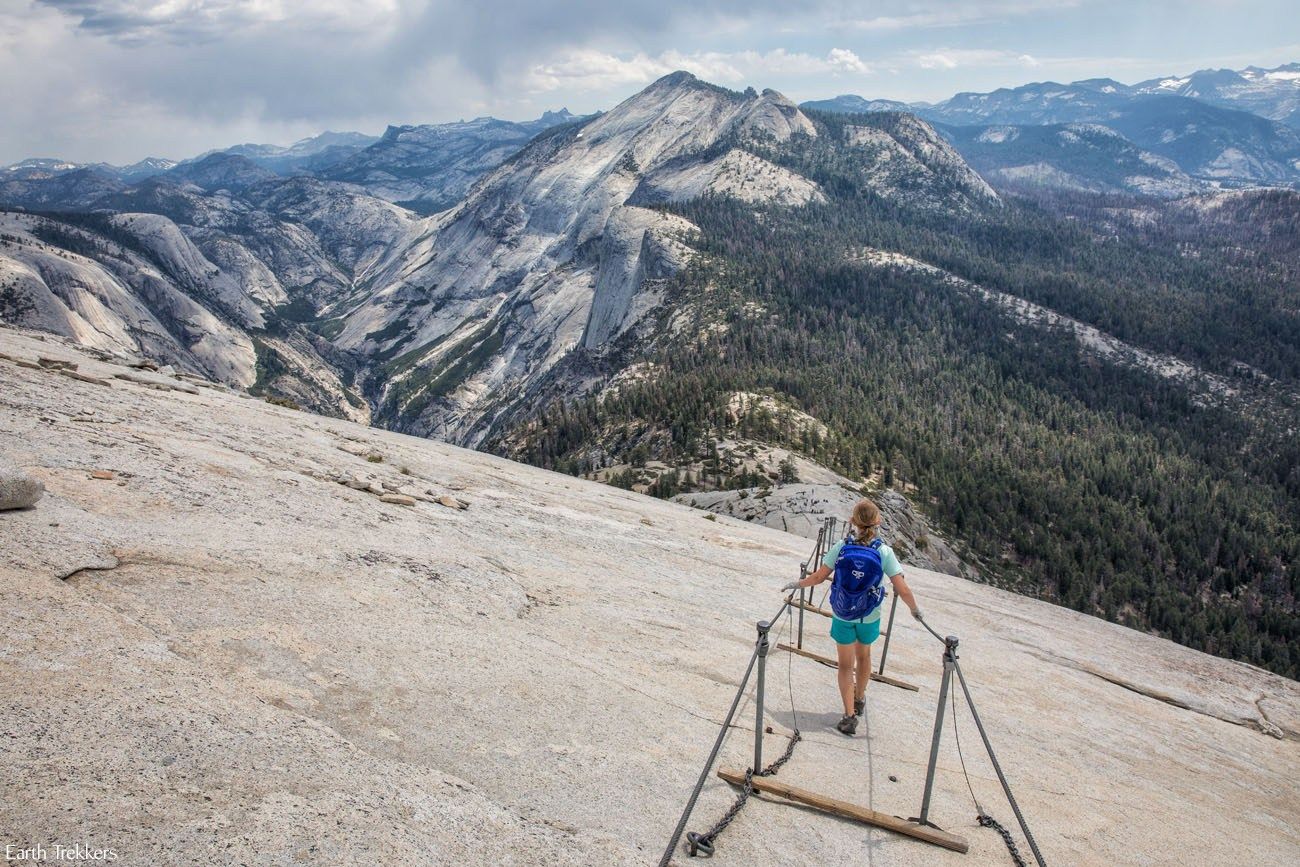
top-left (780, 580), bottom-right (801, 593)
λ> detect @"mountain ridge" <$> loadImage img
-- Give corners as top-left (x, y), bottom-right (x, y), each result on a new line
top-left (800, 61), bottom-right (1300, 191)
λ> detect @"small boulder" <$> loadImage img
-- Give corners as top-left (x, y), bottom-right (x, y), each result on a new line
top-left (436, 494), bottom-right (468, 511)
top-left (0, 459), bottom-right (44, 510)
top-left (37, 357), bottom-right (76, 371)
top-left (380, 493), bottom-right (416, 507)
top-left (89, 469), bottom-right (115, 480)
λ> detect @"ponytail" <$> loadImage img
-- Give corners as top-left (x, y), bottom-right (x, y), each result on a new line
top-left (851, 499), bottom-right (880, 543)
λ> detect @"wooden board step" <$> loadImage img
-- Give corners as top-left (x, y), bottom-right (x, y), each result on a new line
top-left (776, 643), bottom-right (920, 692)
top-left (791, 597), bottom-right (835, 618)
top-left (789, 598), bottom-right (888, 637)
top-left (717, 768), bottom-right (969, 853)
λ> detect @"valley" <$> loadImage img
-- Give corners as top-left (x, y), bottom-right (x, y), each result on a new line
top-left (2, 70), bottom-right (1298, 680)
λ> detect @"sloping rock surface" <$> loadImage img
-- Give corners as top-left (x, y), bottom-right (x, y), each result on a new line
top-left (2, 326), bottom-right (1298, 866)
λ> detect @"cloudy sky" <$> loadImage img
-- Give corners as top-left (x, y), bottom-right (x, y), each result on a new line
top-left (2, 0), bottom-right (1297, 164)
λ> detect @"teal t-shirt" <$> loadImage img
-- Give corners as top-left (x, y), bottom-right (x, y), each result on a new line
top-left (822, 540), bottom-right (902, 623)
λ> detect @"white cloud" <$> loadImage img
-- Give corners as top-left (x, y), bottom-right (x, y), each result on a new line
top-left (828, 48), bottom-right (870, 74)
top-left (914, 48), bottom-right (1043, 70)
top-left (38, 0), bottom-right (401, 42)
top-left (845, 1), bottom-right (1081, 32)
top-left (917, 52), bottom-right (958, 70)
top-left (525, 47), bottom-right (870, 93)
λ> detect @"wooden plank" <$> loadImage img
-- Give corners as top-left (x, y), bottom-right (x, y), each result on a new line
top-left (776, 643), bottom-right (920, 692)
top-left (866, 673), bottom-right (920, 692)
top-left (778, 642), bottom-right (837, 667)
top-left (791, 597), bottom-right (834, 618)
top-left (789, 598), bottom-right (889, 636)
top-left (717, 768), bottom-right (969, 853)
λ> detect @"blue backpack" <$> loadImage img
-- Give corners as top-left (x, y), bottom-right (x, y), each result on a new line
top-left (830, 537), bottom-right (887, 621)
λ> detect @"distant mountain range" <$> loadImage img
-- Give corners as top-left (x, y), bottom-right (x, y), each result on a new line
top-left (802, 62), bottom-right (1300, 195)
top-left (0, 111), bottom-right (582, 215)
top-left (317, 110), bottom-right (581, 212)
top-left (805, 62), bottom-right (1300, 128)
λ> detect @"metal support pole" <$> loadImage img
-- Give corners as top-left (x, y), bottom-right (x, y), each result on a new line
top-left (796, 571), bottom-right (807, 649)
top-left (753, 619), bottom-right (771, 772)
top-left (916, 635), bottom-right (959, 827)
top-left (953, 659), bottom-right (1049, 867)
top-left (877, 592), bottom-right (900, 675)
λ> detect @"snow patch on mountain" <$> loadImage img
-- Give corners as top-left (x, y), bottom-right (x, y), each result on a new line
top-left (975, 126), bottom-right (1019, 144)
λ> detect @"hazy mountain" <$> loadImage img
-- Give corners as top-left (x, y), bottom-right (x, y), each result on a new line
top-left (317, 110), bottom-right (582, 213)
top-left (808, 89), bottom-right (1300, 189)
top-left (802, 62), bottom-right (1300, 189)
top-left (914, 79), bottom-right (1134, 126)
top-left (1132, 62), bottom-right (1300, 127)
top-left (1, 156), bottom-right (177, 185)
top-left (165, 153), bottom-right (281, 192)
top-left (0, 164), bottom-right (422, 418)
top-left (1098, 95), bottom-right (1300, 186)
top-left (203, 130), bottom-right (380, 175)
top-left (0, 166), bottom-right (127, 209)
top-left (800, 94), bottom-right (913, 114)
top-left (939, 122), bottom-right (1203, 196)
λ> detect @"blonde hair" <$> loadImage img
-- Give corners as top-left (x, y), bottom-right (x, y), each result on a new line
top-left (850, 499), bottom-right (880, 543)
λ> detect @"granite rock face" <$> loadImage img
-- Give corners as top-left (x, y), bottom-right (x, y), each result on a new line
top-left (0, 456), bottom-right (43, 510)
top-left (3, 326), bottom-right (1299, 867)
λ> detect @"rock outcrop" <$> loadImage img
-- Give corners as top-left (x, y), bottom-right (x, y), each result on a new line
top-left (675, 449), bottom-right (971, 579)
top-left (0, 455), bottom-right (43, 509)
top-left (3, 326), bottom-right (1297, 866)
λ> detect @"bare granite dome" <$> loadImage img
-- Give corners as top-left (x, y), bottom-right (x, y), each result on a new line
top-left (2, 326), bottom-right (1298, 865)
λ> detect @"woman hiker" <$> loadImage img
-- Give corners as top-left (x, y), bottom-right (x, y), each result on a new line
top-left (781, 499), bottom-right (923, 736)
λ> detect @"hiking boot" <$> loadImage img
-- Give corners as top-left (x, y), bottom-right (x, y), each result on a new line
top-left (835, 714), bottom-right (858, 736)
top-left (853, 697), bottom-right (865, 717)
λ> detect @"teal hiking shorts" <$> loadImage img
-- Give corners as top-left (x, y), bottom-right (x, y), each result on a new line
top-left (830, 615), bottom-right (881, 646)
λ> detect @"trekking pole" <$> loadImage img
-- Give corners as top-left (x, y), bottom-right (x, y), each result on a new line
top-left (876, 592), bottom-right (900, 676)
top-left (753, 620), bottom-right (772, 772)
top-left (913, 634), bottom-right (959, 827)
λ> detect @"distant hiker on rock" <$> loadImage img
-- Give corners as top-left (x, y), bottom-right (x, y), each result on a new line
top-left (781, 499), bottom-right (922, 736)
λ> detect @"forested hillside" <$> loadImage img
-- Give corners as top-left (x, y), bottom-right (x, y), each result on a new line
top-left (506, 111), bottom-right (1300, 678)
